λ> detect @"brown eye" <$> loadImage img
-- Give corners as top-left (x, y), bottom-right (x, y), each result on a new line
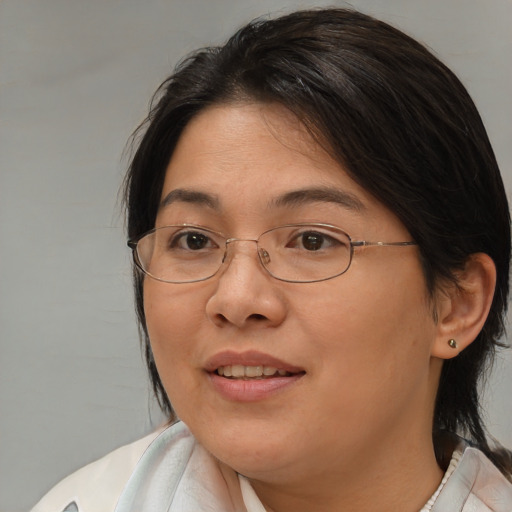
top-left (283, 229), bottom-right (343, 252)
top-left (301, 232), bottom-right (325, 251)
top-left (171, 231), bottom-right (215, 251)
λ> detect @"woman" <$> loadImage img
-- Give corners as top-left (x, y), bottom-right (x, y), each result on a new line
top-left (32, 7), bottom-right (512, 511)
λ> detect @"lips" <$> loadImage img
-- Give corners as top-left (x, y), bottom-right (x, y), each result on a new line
top-left (204, 350), bottom-right (305, 375)
top-left (204, 350), bottom-right (305, 402)
top-left (216, 365), bottom-right (293, 378)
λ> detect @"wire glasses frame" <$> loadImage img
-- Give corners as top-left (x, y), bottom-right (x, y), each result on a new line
top-left (127, 223), bottom-right (417, 284)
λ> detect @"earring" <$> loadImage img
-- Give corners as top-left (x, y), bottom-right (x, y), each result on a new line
top-left (448, 339), bottom-right (458, 349)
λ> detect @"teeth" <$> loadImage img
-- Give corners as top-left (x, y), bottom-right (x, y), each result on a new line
top-left (231, 365), bottom-right (245, 378)
top-left (216, 365), bottom-right (290, 379)
top-left (245, 365), bottom-right (263, 378)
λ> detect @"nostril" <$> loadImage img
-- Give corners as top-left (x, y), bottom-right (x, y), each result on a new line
top-left (212, 312), bottom-right (268, 327)
top-left (249, 313), bottom-right (267, 321)
top-left (209, 312), bottom-right (231, 327)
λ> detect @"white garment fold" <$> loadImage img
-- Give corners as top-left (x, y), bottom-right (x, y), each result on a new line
top-left (32, 421), bottom-right (512, 512)
top-left (114, 422), bottom-right (248, 512)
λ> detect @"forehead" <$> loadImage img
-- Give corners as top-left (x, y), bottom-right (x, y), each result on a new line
top-left (158, 103), bottom-right (407, 237)
top-left (162, 103), bottom-right (364, 201)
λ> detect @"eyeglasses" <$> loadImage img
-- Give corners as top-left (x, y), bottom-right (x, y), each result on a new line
top-left (127, 223), bottom-right (417, 284)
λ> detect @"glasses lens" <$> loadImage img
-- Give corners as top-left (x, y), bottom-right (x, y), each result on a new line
top-left (259, 224), bottom-right (352, 282)
top-left (135, 226), bottom-right (225, 283)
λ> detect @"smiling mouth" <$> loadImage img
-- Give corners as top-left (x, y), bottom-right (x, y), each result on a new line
top-left (216, 365), bottom-right (302, 379)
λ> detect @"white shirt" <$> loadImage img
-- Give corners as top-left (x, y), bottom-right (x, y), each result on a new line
top-left (31, 422), bottom-right (512, 512)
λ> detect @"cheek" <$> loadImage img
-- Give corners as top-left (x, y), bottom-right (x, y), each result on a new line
top-left (292, 275), bottom-right (436, 436)
top-left (295, 263), bottom-right (436, 377)
top-left (143, 281), bottom-right (205, 383)
top-left (144, 278), bottom-right (205, 331)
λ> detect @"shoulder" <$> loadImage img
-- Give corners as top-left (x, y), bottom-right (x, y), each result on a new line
top-left (434, 445), bottom-right (512, 511)
top-left (462, 447), bottom-right (512, 510)
top-left (30, 425), bottom-right (174, 512)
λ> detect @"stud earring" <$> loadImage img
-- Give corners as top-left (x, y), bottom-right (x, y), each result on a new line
top-left (448, 339), bottom-right (458, 349)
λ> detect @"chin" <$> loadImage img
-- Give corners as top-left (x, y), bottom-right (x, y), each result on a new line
top-left (191, 417), bottom-right (298, 473)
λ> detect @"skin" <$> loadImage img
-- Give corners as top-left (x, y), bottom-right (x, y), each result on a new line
top-left (143, 103), bottom-right (494, 511)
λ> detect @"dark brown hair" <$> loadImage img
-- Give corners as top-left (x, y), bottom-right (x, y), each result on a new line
top-left (124, 8), bottom-right (511, 476)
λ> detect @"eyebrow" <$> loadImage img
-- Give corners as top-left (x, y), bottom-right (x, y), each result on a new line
top-left (160, 188), bottom-right (220, 210)
top-left (270, 187), bottom-right (366, 212)
top-left (159, 186), bottom-right (366, 213)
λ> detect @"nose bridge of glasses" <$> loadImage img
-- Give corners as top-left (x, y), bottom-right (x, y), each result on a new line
top-left (223, 238), bottom-right (270, 266)
top-left (225, 237), bottom-right (258, 245)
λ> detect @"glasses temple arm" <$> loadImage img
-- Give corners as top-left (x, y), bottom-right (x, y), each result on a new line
top-left (351, 241), bottom-right (417, 247)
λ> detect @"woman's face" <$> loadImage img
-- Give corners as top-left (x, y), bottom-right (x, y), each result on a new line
top-left (144, 103), bottom-right (442, 484)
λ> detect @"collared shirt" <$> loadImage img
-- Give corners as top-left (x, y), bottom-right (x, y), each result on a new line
top-left (31, 422), bottom-right (512, 512)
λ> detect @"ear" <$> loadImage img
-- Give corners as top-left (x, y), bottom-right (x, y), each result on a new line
top-left (431, 253), bottom-right (496, 360)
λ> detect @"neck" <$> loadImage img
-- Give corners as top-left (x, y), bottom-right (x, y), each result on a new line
top-left (249, 429), bottom-right (444, 512)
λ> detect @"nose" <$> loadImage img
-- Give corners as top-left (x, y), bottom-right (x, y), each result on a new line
top-left (205, 239), bottom-right (287, 329)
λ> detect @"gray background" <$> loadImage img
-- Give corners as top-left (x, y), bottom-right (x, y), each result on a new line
top-left (1, 1), bottom-right (511, 510)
